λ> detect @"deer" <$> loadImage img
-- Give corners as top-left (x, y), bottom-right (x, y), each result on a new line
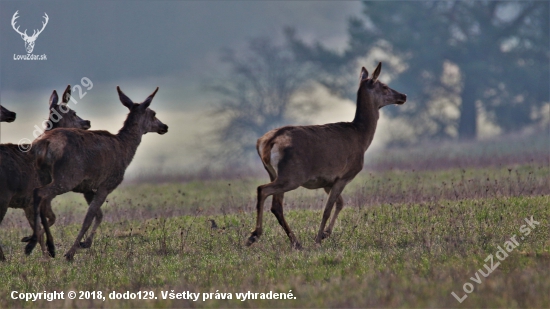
top-left (0, 105), bottom-right (16, 123)
top-left (26, 86), bottom-right (168, 261)
top-left (0, 86), bottom-right (91, 261)
top-left (11, 11), bottom-right (49, 54)
top-left (246, 63), bottom-right (406, 249)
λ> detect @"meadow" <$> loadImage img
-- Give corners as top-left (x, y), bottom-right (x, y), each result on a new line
top-left (0, 133), bottom-right (549, 308)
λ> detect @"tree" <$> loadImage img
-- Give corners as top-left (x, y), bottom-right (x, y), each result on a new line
top-left (287, 1), bottom-right (549, 142)
top-left (209, 37), bottom-right (315, 164)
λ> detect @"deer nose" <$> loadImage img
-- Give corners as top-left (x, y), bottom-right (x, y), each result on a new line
top-left (398, 94), bottom-right (407, 104)
top-left (158, 124), bottom-right (168, 135)
top-left (82, 120), bottom-right (91, 130)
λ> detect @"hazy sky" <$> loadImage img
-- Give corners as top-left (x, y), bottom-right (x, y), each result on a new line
top-left (0, 1), bottom-right (369, 175)
top-left (1, 1), bottom-right (360, 93)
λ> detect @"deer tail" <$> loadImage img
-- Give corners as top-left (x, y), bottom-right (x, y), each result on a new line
top-left (33, 139), bottom-right (51, 168)
top-left (257, 138), bottom-right (272, 166)
top-left (257, 136), bottom-right (279, 180)
top-left (33, 139), bottom-right (59, 185)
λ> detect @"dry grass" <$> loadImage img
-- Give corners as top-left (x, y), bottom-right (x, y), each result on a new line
top-left (4, 163), bottom-right (545, 229)
top-left (0, 158), bottom-right (548, 307)
top-left (0, 194), bottom-right (548, 308)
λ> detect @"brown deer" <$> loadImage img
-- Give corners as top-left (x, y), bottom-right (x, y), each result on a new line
top-left (246, 63), bottom-right (406, 249)
top-left (0, 86), bottom-right (91, 261)
top-left (26, 86), bottom-right (168, 261)
top-left (0, 105), bottom-right (16, 123)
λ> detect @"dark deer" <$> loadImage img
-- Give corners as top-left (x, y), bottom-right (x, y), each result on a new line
top-left (0, 86), bottom-right (90, 261)
top-left (0, 105), bottom-right (16, 123)
top-left (246, 63), bottom-right (406, 249)
top-left (26, 86), bottom-right (168, 261)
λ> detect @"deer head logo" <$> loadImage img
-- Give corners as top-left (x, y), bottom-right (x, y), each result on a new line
top-left (11, 11), bottom-right (49, 54)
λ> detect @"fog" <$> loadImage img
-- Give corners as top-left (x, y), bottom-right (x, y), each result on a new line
top-left (1, 1), bottom-right (374, 176)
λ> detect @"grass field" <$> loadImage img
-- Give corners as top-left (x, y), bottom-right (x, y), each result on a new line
top-left (0, 158), bottom-right (548, 307)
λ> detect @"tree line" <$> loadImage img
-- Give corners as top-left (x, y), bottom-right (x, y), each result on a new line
top-left (211, 1), bottom-right (549, 162)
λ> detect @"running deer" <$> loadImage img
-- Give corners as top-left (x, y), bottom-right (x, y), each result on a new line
top-left (246, 63), bottom-right (406, 249)
top-left (0, 86), bottom-right (90, 261)
top-left (0, 105), bottom-right (16, 123)
top-left (26, 86), bottom-right (168, 261)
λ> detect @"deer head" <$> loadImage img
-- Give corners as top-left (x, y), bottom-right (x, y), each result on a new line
top-left (0, 105), bottom-right (16, 123)
top-left (11, 11), bottom-right (49, 54)
top-left (359, 62), bottom-right (407, 109)
top-left (117, 86), bottom-right (169, 135)
top-left (48, 85), bottom-right (91, 130)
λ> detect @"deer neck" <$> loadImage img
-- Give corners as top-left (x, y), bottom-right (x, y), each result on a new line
top-left (352, 92), bottom-right (379, 150)
top-left (116, 113), bottom-right (144, 164)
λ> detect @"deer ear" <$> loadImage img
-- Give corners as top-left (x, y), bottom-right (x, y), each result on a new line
top-left (49, 90), bottom-right (58, 107)
top-left (117, 86), bottom-right (134, 110)
top-left (372, 62), bottom-right (382, 82)
top-left (140, 87), bottom-right (159, 110)
top-left (360, 67), bottom-right (369, 81)
top-left (61, 85), bottom-right (71, 105)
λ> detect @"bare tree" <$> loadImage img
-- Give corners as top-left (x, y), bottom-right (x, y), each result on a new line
top-left (209, 37), bottom-right (316, 165)
top-left (288, 2), bottom-right (549, 142)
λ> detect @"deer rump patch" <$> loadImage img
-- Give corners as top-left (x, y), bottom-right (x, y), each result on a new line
top-left (34, 133), bottom-right (68, 168)
top-left (258, 132), bottom-right (292, 175)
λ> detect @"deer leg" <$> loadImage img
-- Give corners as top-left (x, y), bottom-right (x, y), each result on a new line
top-left (64, 190), bottom-right (108, 261)
top-left (39, 201), bottom-right (55, 258)
top-left (26, 186), bottom-right (62, 257)
top-left (246, 185), bottom-right (269, 246)
top-left (22, 205), bottom-right (56, 243)
top-left (79, 208), bottom-right (103, 249)
top-left (246, 180), bottom-right (299, 247)
top-left (322, 194), bottom-right (344, 240)
top-left (0, 202), bottom-right (8, 261)
top-left (42, 206), bottom-right (56, 253)
top-left (315, 181), bottom-right (347, 244)
top-left (270, 193), bottom-right (302, 249)
top-left (79, 192), bottom-right (96, 248)
top-left (246, 165), bottom-right (275, 246)
top-left (258, 164), bottom-right (301, 248)
top-left (22, 207), bottom-right (47, 257)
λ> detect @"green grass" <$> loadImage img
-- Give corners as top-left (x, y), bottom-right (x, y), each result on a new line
top-left (30, 163), bottom-right (549, 219)
top-left (0, 165), bottom-right (549, 307)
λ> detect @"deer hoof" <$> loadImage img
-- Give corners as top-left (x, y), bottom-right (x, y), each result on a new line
top-left (322, 230), bottom-right (331, 239)
top-left (292, 242), bottom-right (303, 250)
top-left (46, 243), bottom-right (56, 258)
top-left (314, 236), bottom-right (324, 244)
top-left (24, 241), bottom-right (37, 255)
top-left (246, 235), bottom-right (258, 247)
top-left (64, 251), bottom-right (75, 262)
top-left (79, 239), bottom-right (92, 249)
top-left (21, 236), bottom-right (32, 242)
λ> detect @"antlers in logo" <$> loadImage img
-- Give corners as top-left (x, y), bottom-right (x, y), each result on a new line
top-left (11, 10), bottom-right (49, 54)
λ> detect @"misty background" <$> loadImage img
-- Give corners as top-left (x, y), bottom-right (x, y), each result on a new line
top-left (0, 1), bottom-right (364, 177)
top-left (1, 1), bottom-right (548, 179)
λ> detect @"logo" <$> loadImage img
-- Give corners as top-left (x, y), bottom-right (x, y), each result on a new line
top-left (11, 10), bottom-right (48, 60)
